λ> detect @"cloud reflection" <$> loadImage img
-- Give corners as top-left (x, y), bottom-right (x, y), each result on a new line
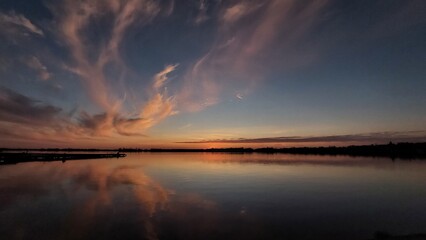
top-left (0, 160), bottom-right (221, 240)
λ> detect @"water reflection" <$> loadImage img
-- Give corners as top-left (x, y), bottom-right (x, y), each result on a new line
top-left (0, 162), bottom-right (166, 239)
top-left (1, 153), bottom-right (426, 240)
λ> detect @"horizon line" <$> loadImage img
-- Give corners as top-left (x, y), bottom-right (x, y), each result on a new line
top-left (2, 141), bottom-right (426, 151)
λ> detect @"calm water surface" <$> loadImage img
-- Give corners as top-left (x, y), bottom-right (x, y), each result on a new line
top-left (1, 153), bottom-right (426, 240)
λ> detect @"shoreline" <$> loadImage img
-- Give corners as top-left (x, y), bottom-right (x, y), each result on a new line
top-left (1, 142), bottom-right (426, 160)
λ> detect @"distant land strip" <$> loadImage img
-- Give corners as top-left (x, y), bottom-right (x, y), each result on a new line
top-left (1, 142), bottom-right (426, 160)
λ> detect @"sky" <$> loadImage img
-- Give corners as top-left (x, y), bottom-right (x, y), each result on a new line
top-left (0, 0), bottom-right (425, 148)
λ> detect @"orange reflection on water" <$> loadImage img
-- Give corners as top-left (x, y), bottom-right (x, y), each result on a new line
top-left (2, 153), bottom-right (426, 240)
top-left (59, 162), bottom-right (171, 239)
top-left (0, 159), bottom-right (220, 240)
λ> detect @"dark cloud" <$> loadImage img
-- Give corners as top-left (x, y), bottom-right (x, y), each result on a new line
top-left (0, 87), bottom-right (153, 142)
top-left (78, 111), bottom-right (109, 132)
top-left (178, 131), bottom-right (426, 144)
top-left (0, 88), bottom-right (152, 142)
top-left (77, 111), bottom-right (148, 136)
top-left (0, 87), bottom-right (62, 125)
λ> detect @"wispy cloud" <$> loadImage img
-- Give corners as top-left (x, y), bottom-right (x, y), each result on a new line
top-left (178, 131), bottom-right (426, 144)
top-left (178, 0), bottom-right (329, 112)
top-left (137, 65), bottom-right (179, 131)
top-left (221, 2), bottom-right (262, 24)
top-left (56, 0), bottom-right (160, 112)
top-left (1, 65), bottom-right (179, 143)
top-left (75, 65), bottom-right (178, 136)
top-left (163, 0), bottom-right (175, 16)
top-left (50, 0), bottom-right (177, 136)
top-left (153, 64), bottom-right (178, 90)
top-left (194, 0), bottom-right (209, 25)
top-left (0, 1), bottom-right (333, 142)
top-left (26, 56), bottom-right (51, 80)
top-left (0, 11), bottom-right (44, 36)
top-left (1, 1), bottom-right (423, 148)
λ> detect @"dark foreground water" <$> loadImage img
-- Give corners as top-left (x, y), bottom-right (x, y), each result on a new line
top-left (1, 153), bottom-right (426, 240)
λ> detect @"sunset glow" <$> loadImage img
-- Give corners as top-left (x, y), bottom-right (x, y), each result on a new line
top-left (1, 0), bottom-right (425, 148)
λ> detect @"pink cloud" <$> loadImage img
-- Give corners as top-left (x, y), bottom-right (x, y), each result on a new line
top-left (178, 0), bottom-right (329, 112)
top-left (51, 0), bottom-right (177, 136)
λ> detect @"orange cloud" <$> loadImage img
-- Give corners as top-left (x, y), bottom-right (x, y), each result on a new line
top-left (51, 1), bottom-right (177, 137)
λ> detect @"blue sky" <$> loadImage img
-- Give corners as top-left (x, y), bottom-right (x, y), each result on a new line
top-left (0, 0), bottom-right (425, 148)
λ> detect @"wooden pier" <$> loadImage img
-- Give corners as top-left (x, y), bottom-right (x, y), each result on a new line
top-left (0, 152), bottom-right (127, 165)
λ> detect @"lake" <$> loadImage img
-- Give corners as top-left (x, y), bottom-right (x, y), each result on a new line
top-left (1, 153), bottom-right (426, 240)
